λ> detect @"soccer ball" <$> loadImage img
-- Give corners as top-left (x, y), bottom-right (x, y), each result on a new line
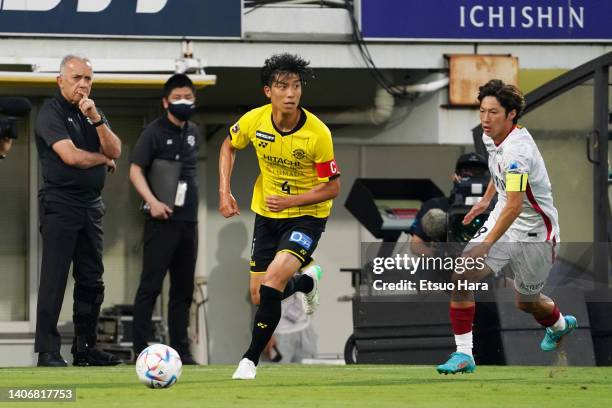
top-left (135, 344), bottom-right (182, 389)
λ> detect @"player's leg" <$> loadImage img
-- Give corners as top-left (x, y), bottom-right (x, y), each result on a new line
top-left (512, 241), bottom-right (576, 351)
top-left (515, 291), bottom-right (575, 351)
top-left (234, 216), bottom-right (284, 379)
top-left (234, 216), bottom-right (326, 379)
top-left (281, 261), bottom-right (321, 309)
top-left (252, 259), bottom-right (318, 305)
top-left (233, 251), bottom-right (302, 379)
top-left (437, 264), bottom-right (493, 374)
top-left (438, 222), bottom-right (509, 374)
top-left (275, 217), bottom-right (327, 313)
top-left (244, 251), bottom-right (301, 359)
top-left (248, 215), bottom-right (278, 305)
top-left (249, 273), bottom-right (266, 305)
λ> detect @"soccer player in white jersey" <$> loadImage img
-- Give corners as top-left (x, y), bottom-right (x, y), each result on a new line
top-left (436, 79), bottom-right (577, 374)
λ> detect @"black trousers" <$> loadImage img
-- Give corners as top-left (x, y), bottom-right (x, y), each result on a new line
top-left (35, 200), bottom-right (105, 353)
top-left (132, 219), bottom-right (197, 356)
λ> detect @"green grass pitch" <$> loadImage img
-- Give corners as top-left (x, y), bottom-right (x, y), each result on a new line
top-left (0, 364), bottom-right (610, 407)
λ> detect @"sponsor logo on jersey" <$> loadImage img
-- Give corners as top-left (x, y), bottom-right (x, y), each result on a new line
top-left (231, 122), bottom-right (240, 134)
top-left (520, 281), bottom-right (544, 292)
top-left (187, 135), bottom-right (196, 147)
top-left (493, 174), bottom-right (506, 191)
top-left (289, 231), bottom-right (313, 250)
top-left (292, 149), bottom-right (306, 160)
top-left (507, 161), bottom-right (519, 171)
top-left (256, 130), bottom-right (276, 142)
top-left (263, 154), bottom-right (301, 167)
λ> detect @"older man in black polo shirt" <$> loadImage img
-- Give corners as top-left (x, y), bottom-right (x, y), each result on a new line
top-left (35, 55), bottom-right (122, 367)
top-left (129, 74), bottom-right (200, 364)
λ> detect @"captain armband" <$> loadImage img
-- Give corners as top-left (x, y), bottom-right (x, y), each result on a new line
top-left (315, 159), bottom-right (340, 179)
top-left (506, 172), bottom-right (528, 192)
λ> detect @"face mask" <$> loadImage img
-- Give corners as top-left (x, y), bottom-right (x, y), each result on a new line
top-left (168, 99), bottom-right (195, 121)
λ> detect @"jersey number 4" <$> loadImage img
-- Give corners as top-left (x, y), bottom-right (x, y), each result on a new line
top-left (281, 181), bottom-right (291, 194)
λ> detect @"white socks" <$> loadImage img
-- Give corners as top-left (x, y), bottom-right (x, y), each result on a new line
top-left (455, 331), bottom-right (473, 357)
top-left (551, 313), bottom-right (567, 332)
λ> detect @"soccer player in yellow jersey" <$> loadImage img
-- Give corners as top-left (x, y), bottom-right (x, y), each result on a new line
top-left (219, 54), bottom-right (340, 379)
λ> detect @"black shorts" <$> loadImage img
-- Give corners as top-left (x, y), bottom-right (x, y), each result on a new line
top-left (250, 214), bottom-right (327, 273)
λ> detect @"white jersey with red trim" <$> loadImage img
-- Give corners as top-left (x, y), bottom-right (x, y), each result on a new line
top-left (483, 126), bottom-right (560, 242)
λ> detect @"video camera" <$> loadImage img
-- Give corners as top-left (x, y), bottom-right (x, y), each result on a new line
top-left (0, 97), bottom-right (33, 139)
top-left (447, 175), bottom-right (493, 243)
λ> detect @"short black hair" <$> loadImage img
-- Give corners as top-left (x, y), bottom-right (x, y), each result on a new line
top-left (260, 53), bottom-right (314, 87)
top-left (163, 74), bottom-right (195, 98)
top-left (477, 79), bottom-right (525, 124)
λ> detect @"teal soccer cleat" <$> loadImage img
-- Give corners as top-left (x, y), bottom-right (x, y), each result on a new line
top-left (540, 315), bottom-right (577, 352)
top-left (436, 352), bottom-right (476, 375)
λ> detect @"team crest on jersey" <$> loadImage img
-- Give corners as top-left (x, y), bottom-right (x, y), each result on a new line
top-left (292, 149), bottom-right (306, 160)
top-left (231, 123), bottom-right (240, 134)
top-left (256, 131), bottom-right (275, 142)
top-left (187, 135), bottom-right (196, 147)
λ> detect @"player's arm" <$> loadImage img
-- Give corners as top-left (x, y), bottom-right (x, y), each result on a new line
top-left (218, 136), bottom-right (240, 217)
top-left (462, 180), bottom-right (496, 225)
top-left (265, 178), bottom-right (340, 212)
top-left (52, 139), bottom-right (113, 169)
top-left (483, 154), bottom-right (530, 244)
top-left (483, 189), bottom-right (524, 245)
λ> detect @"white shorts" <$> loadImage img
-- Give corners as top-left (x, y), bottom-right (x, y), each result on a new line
top-left (465, 215), bottom-right (557, 295)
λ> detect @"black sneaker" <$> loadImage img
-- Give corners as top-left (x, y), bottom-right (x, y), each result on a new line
top-left (37, 352), bottom-right (68, 367)
top-left (73, 347), bottom-right (122, 366)
top-left (180, 353), bottom-right (198, 365)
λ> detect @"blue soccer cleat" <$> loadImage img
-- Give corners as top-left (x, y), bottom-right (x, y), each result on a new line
top-left (436, 352), bottom-right (476, 375)
top-left (540, 315), bottom-right (577, 352)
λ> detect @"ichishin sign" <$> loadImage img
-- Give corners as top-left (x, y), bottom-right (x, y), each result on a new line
top-left (361, 0), bottom-right (611, 41)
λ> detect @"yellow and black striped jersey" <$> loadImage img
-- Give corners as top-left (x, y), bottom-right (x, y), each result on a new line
top-left (229, 104), bottom-right (339, 218)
